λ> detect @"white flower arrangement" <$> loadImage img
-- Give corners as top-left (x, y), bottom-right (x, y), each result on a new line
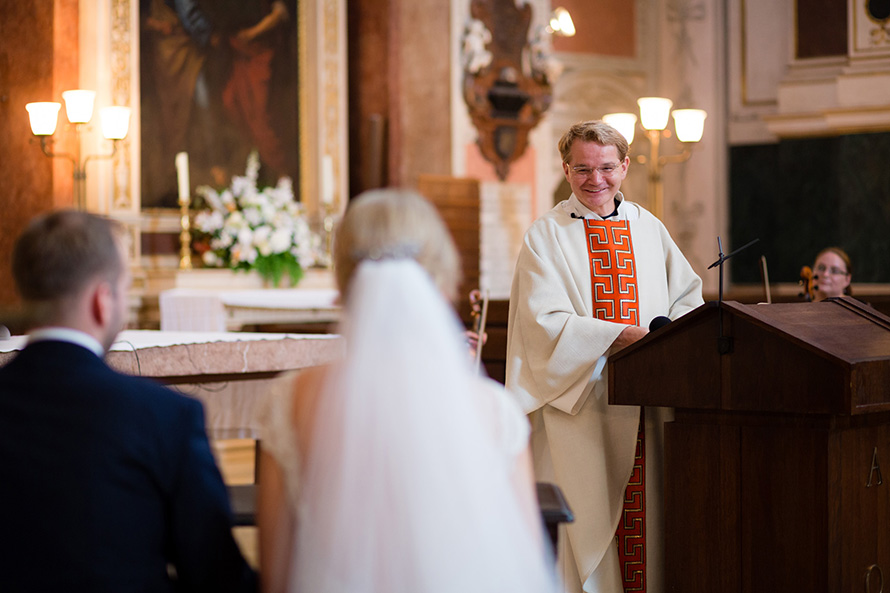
top-left (193, 151), bottom-right (319, 287)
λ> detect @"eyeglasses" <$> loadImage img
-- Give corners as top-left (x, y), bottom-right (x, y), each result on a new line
top-left (814, 264), bottom-right (848, 276)
top-left (570, 163), bottom-right (622, 178)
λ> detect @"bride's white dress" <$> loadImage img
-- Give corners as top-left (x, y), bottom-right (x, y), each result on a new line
top-left (256, 259), bottom-right (558, 593)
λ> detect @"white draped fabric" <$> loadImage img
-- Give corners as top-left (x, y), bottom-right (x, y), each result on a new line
top-left (258, 259), bottom-right (559, 593)
top-left (159, 288), bottom-right (340, 331)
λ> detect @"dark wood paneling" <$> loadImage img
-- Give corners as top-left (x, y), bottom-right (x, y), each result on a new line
top-left (739, 424), bottom-right (829, 593)
top-left (728, 320), bottom-right (844, 414)
top-left (477, 299), bottom-right (509, 383)
top-left (837, 424), bottom-right (890, 592)
top-left (796, 0), bottom-right (847, 59)
top-left (666, 411), bottom-right (890, 593)
top-left (610, 307), bottom-right (722, 409)
top-left (664, 419), bottom-right (741, 593)
top-left (418, 175), bottom-right (480, 320)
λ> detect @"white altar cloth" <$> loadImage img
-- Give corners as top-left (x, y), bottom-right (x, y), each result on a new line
top-left (0, 329), bottom-right (332, 353)
top-left (159, 288), bottom-right (341, 332)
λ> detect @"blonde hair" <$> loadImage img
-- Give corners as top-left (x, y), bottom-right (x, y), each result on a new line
top-left (333, 189), bottom-right (462, 302)
top-left (558, 120), bottom-right (629, 163)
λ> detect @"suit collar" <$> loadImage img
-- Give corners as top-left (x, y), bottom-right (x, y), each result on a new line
top-left (28, 328), bottom-right (104, 357)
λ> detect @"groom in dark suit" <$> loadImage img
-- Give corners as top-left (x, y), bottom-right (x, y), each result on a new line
top-left (0, 210), bottom-right (256, 592)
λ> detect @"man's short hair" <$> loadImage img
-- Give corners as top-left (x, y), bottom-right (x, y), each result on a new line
top-left (558, 120), bottom-right (630, 163)
top-left (12, 210), bottom-right (125, 302)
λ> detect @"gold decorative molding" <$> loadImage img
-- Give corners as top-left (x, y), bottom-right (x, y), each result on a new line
top-left (739, 0), bottom-right (779, 107)
top-left (111, 0), bottom-right (132, 210)
top-left (322, 0), bottom-right (342, 212)
top-left (864, 0), bottom-right (890, 46)
top-left (853, 0), bottom-right (890, 54)
top-left (298, 0), bottom-right (310, 211)
top-left (298, 0), bottom-right (347, 217)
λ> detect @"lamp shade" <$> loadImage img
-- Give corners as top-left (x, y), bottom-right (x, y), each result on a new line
top-left (25, 102), bottom-right (62, 136)
top-left (100, 106), bottom-right (131, 140)
top-left (602, 113), bottom-right (637, 144)
top-left (637, 97), bottom-right (673, 131)
top-left (550, 7), bottom-right (576, 37)
top-left (62, 90), bottom-right (96, 124)
top-left (672, 109), bottom-right (707, 142)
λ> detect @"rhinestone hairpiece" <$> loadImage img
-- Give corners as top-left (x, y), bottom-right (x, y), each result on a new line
top-left (352, 243), bottom-right (421, 262)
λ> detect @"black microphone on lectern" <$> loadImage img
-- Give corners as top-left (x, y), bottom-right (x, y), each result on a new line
top-left (648, 316), bottom-right (672, 332)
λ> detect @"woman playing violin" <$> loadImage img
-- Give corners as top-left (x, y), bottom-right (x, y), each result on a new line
top-left (812, 247), bottom-right (853, 301)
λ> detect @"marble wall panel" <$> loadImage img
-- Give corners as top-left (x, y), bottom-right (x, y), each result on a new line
top-left (0, 0), bottom-right (78, 306)
top-left (347, 0), bottom-right (391, 196)
top-left (729, 133), bottom-right (890, 284)
top-left (552, 0), bottom-right (635, 57)
top-left (394, 0), bottom-right (452, 187)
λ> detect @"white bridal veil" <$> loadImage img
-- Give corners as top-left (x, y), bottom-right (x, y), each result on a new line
top-left (290, 258), bottom-right (557, 593)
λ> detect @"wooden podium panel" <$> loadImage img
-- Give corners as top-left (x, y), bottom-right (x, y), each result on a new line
top-left (611, 298), bottom-right (890, 415)
top-left (663, 411), bottom-right (890, 593)
top-left (610, 298), bottom-right (890, 593)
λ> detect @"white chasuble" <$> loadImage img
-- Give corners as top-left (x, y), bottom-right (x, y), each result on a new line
top-left (506, 194), bottom-right (703, 593)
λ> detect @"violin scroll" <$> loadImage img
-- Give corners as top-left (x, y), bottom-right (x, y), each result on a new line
top-left (468, 289), bottom-right (489, 372)
top-left (799, 266), bottom-right (816, 302)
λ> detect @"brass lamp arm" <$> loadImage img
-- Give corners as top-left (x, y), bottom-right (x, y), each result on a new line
top-left (34, 136), bottom-right (119, 210)
top-left (35, 137), bottom-right (77, 168)
top-left (82, 140), bottom-right (119, 169)
top-left (659, 147), bottom-right (692, 166)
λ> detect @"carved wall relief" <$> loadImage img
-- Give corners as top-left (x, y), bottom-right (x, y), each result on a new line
top-left (462, 0), bottom-right (556, 180)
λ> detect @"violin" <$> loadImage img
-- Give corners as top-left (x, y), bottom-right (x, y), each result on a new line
top-left (799, 265), bottom-right (816, 302)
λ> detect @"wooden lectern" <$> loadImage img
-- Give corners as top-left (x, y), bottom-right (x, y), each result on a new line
top-left (609, 297), bottom-right (890, 593)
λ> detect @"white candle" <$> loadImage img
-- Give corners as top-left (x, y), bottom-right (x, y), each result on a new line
top-left (321, 155), bottom-right (334, 206)
top-left (175, 152), bottom-right (190, 201)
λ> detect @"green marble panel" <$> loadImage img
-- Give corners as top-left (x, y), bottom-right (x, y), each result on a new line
top-left (729, 133), bottom-right (890, 285)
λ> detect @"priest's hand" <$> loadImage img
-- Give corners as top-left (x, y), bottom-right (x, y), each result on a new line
top-left (611, 325), bottom-right (649, 352)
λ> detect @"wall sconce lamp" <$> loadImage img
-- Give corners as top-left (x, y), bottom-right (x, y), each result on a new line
top-left (546, 7), bottom-right (576, 36)
top-left (603, 97), bottom-right (706, 220)
top-left (25, 90), bottom-right (131, 211)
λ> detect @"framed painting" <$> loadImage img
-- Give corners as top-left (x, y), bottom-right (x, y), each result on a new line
top-left (138, 0), bottom-right (301, 208)
top-left (77, 0), bottom-right (347, 266)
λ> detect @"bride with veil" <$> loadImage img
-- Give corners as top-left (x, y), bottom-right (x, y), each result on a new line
top-left (255, 189), bottom-right (558, 592)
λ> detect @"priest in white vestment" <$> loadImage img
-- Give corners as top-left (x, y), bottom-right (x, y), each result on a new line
top-left (506, 121), bottom-right (704, 593)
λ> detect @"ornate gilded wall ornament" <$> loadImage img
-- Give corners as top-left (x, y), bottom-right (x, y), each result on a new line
top-left (461, 0), bottom-right (558, 180)
top-left (867, 0), bottom-right (890, 45)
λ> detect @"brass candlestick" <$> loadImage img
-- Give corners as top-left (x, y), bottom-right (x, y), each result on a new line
top-left (175, 152), bottom-right (193, 270)
top-left (323, 207), bottom-right (335, 268)
top-left (179, 193), bottom-right (192, 270)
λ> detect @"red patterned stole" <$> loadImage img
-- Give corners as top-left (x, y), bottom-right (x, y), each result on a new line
top-left (583, 219), bottom-right (646, 593)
